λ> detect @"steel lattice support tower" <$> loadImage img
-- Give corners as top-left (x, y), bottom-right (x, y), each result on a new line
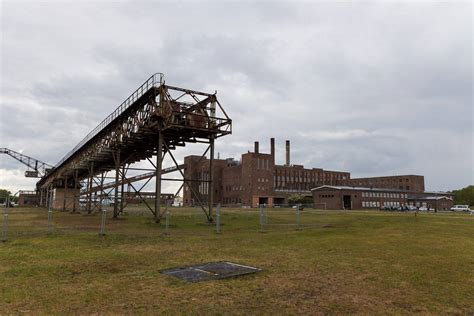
top-left (37, 73), bottom-right (232, 223)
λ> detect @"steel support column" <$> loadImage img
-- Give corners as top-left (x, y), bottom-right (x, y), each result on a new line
top-left (99, 172), bottom-right (104, 211)
top-left (113, 149), bottom-right (120, 218)
top-left (154, 133), bottom-right (163, 223)
top-left (87, 162), bottom-right (94, 214)
top-left (208, 138), bottom-right (215, 223)
top-left (73, 169), bottom-right (78, 213)
top-left (120, 166), bottom-right (125, 214)
top-left (63, 176), bottom-right (68, 211)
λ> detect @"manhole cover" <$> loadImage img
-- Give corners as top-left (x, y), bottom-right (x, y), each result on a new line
top-left (161, 261), bottom-right (261, 282)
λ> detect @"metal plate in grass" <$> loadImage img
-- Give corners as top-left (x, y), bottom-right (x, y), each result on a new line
top-left (161, 261), bottom-right (261, 282)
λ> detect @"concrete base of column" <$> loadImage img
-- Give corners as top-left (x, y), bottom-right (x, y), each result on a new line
top-left (53, 188), bottom-right (80, 211)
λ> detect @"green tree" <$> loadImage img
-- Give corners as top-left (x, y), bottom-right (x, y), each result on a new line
top-left (452, 185), bottom-right (474, 207)
top-left (0, 188), bottom-right (12, 204)
top-left (288, 194), bottom-right (313, 205)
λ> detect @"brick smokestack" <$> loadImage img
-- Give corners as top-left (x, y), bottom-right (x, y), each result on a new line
top-left (270, 138), bottom-right (275, 161)
top-left (254, 141), bottom-right (259, 154)
top-left (285, 140), bottom-right (290, 166)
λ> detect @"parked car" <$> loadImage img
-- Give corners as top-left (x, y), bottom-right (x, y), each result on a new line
top-left (450, 205), bottom-right (471, 212)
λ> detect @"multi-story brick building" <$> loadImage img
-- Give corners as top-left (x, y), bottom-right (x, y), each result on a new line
top-left (183, 138), bottom-right (350, 207)
top-left (338, 175), bottom-right (425, 192)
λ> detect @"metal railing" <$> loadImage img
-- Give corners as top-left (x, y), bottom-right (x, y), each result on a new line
top-left (55, 73), bottom-right (164, 168)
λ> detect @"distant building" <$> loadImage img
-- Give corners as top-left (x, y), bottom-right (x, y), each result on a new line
top-left (338, 175), bottom-right (425, 192)
top-left (18, 190), bottom-right (40, 207)
top-left (311, 185), bottom-right (453, 211)
top-left (183, 139), bottom-right (350, 207)
top-left (183, 138), bottom-right (452, 209)
top-left (122, 192), bottom-right (174, 204)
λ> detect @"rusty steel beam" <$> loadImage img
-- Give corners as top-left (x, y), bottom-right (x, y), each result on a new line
top-left (81, 164), bottom-right (184, 196)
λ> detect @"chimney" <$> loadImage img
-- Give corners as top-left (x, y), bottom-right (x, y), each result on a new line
top-left (285, 140), bottom-right (290, 166)
top-left (270, 138), bottom-right (275, 161)
top-left (254, 141), bottom-right (259, 154)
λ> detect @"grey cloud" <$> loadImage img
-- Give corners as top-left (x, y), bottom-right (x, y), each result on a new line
top-left (0, 0), bottom-right (472, 193)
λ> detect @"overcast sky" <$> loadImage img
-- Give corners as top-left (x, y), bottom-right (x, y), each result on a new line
top-left (0, 0), bottom-right (472, 194)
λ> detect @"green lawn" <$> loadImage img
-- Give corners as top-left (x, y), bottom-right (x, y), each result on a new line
top-left (1, 207), bottom-right (473, 314)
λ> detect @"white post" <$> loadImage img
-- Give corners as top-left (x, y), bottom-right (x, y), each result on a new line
top-left (99, 208), bottom-right (107, 236)
top-left (165, 209), bottom-right (170, 235)
top-left (215, 203), bottom-right (221, 234)
top-left (48, 192), bottom-right (53, 233)
top-left (296, 204), bottom-right (301, 229)
top-left (2, 196), bottom-right (9, 242)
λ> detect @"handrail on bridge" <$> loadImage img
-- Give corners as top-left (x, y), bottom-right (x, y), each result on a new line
top-left (55, 73), bottom-right (164, 168)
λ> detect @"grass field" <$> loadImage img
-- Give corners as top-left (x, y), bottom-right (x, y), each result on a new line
top-left (1, 207), bottom-right (473, 314)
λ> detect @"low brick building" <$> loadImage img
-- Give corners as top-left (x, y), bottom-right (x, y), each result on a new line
top-left (311, 185), bottom-right (409, 210)
top-left (18, 190), bottom-right (40, 207)
top-left (122, 192), bottom-right (174, 204)
top-left (311, 185), bottom-right (453, 211)
top-left (407, 195), bottom-right (454, 211)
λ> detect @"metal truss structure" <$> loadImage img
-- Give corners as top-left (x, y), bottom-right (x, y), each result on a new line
top-left (37, 73), bottom-right (232, 223)
top-left (0, 148), bottom-right (53, 178)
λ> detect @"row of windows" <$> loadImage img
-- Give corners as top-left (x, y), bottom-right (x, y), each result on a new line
top-left (225, 185), bottom-right (243, 192)
top-left (361, 192), bottom-right (408, 199)
top-left (351, 178), bottom-right (411, 184)
top-left (257, 178), bottom-right (269, 183)
top-left (275, 175), bottom-right (320, 183)
top-left (223, 197), bottom-right (242, 204)
top-left (257, 158), bottom-right (270, 170)
top-left (275, 170), bottom-right (348, 182)
top-left (320, 194), bottom-right (335, 198)
top-left (276, 183), bottom-right (315, 191)
top-left (362, 201), bottom-right (401, 208)
top-left (198, 172), bottom-right (209, 195)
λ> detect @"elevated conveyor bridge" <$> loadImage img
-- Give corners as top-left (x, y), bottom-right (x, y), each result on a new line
top-left (37, 73), bottom-right (231, 222)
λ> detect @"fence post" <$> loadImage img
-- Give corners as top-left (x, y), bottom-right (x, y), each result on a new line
top-left (164, 209), bottom-right (170, 235)
top-left (1, 196), bottom-right (9, 242)
top-left (215, 203), bottom-right (221, 234)
top-left (259, 204), bottom-right (266, 232)
top-left (48, 192), bottom-right (53, 234)
top-left (296, 204), bottom-right (301, 230)
top-left (99, 208), bottom-right (107, 236)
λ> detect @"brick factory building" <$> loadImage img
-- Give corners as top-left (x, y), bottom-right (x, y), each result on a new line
top-left (183, 138), bottom-right (350, 207)
top-left (183, 138), bottom-right (452, 209)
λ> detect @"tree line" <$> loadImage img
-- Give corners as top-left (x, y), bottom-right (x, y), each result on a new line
top-left (0, 189), bottom-right (19, 203)
top-left (452, 185), bottom-right (474, 207)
